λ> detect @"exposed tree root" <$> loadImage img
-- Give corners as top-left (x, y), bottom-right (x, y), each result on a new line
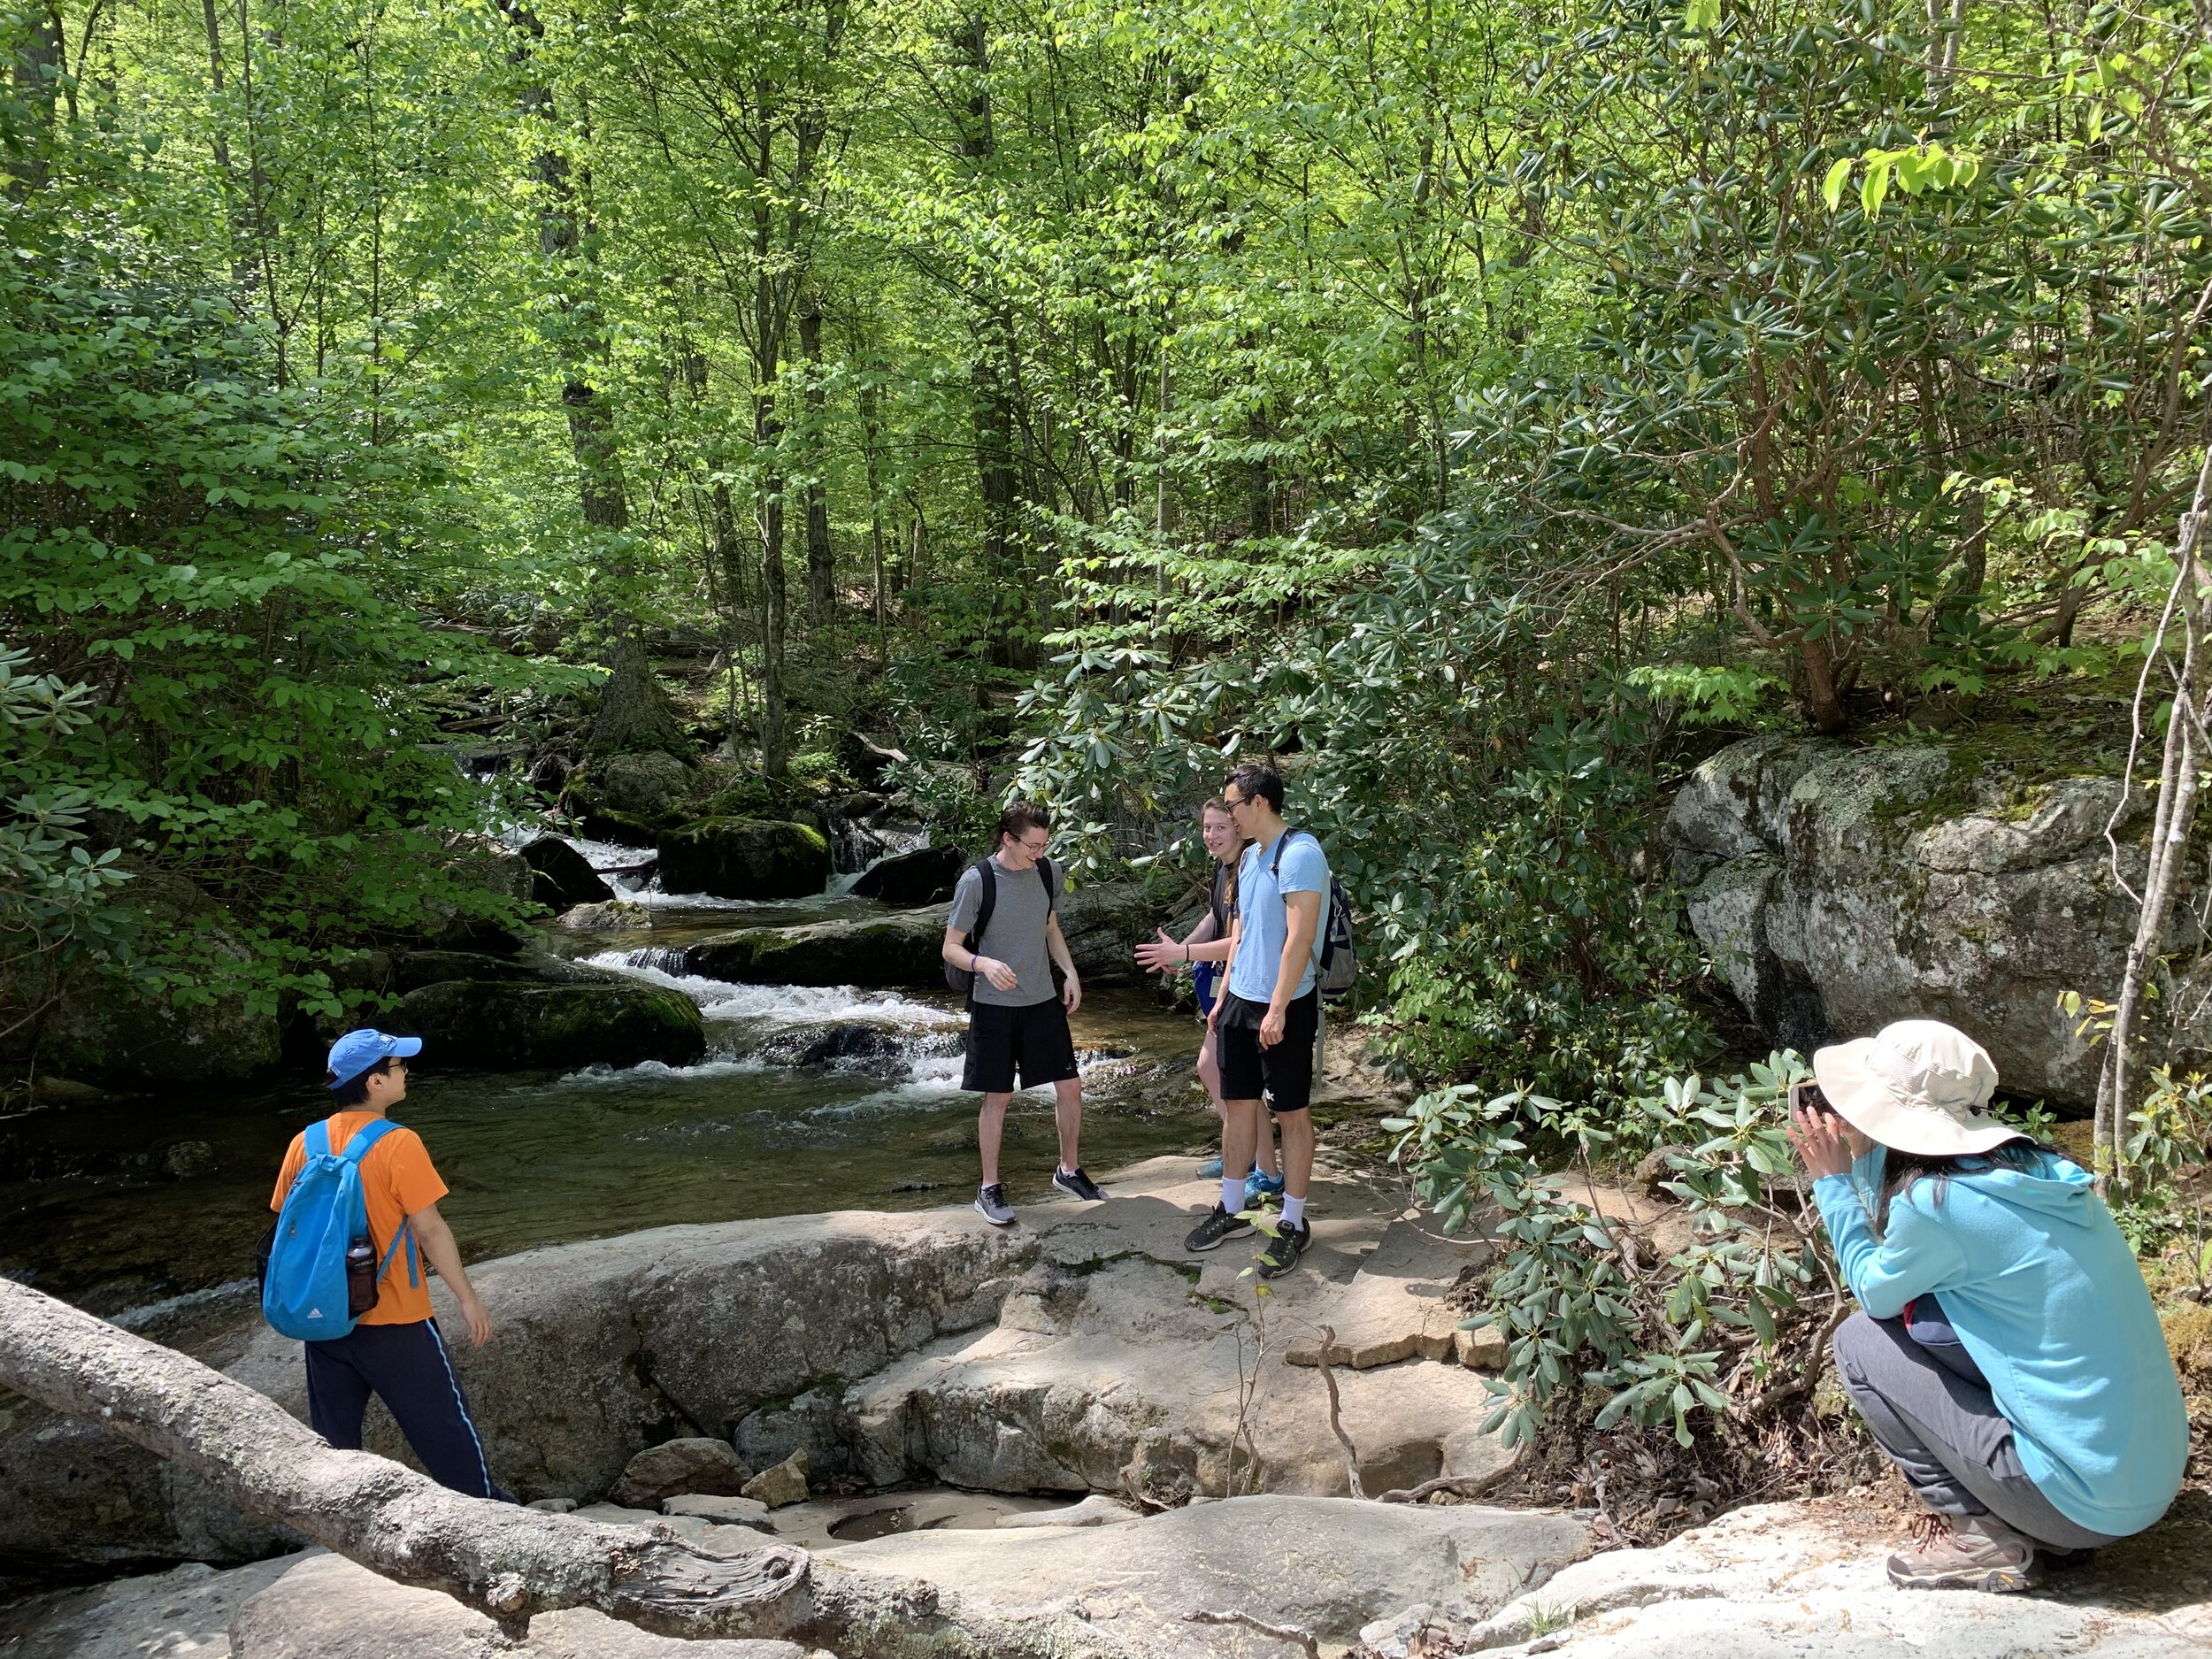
top-left (0, 1277), bottom-right (1138, 1658)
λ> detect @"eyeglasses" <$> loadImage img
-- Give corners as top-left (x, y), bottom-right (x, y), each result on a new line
top-left (1223, 795), bottom-right (1254, 812)
top-left (1017, 836), bottom-right (1049, 854)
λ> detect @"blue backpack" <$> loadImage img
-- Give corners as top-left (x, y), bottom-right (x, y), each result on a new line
top-left (261, 1118), bottom-right (419, 1341)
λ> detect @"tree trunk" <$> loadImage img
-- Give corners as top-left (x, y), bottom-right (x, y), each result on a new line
top-left (0, 1279), bottom-right (1135, 1659)
top-left (857, 373), bottom-right (889, 659)
top-left (757, 388), bottom-right (788, 777)
top-left (2096, 446), bottom-right (2212, 1178)
top-left (1797, 634), bottom-right (1847, 733)
top-left (6, 4), bottom-right (61, 195)
top-left (799, 295), bottom-right (834, 630)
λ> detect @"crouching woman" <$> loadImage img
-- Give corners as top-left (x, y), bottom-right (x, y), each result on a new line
top-left (1786, 1020), bottom-right (2186, 1593)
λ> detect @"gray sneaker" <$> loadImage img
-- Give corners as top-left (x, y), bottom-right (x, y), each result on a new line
top-left (974, 1183), bottom-right (1016, 1226)
top-left (1185, 1204), bottom-right (1256, 1252)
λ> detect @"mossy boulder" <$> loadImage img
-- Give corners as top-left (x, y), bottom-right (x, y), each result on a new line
top-left (395, 980), bottom-right (706, 1071)
top-left (657, 818), bottom-right (831, 901)
top-left (21, 870), bottom-right (284, 1087)
top-left (849, 844), bottom-right (966, 906)
top-left (568, 750), bottom-right (694, 841)
top-left (1663, 734), bottom-right (2156, 1107)
top-left (520, 836), bottom-right (615, 910)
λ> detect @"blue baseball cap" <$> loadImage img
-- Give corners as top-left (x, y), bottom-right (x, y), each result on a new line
top-left (326, 1029), bottom-right (423, 1088)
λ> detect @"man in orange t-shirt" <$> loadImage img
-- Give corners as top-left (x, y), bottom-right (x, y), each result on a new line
top-left (271, 1029), bottom-right (504, 1499)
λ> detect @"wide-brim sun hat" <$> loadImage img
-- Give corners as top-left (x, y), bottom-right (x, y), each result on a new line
top-left (1811, 1019), bottom-right (2022, 1157)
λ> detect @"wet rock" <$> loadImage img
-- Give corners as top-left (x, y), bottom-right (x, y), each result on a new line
top-left (395, 980), bottom-right (706, 1071)
top-left (522, 837), bottom-right (615, 910)
top-left (752, 1022), bottom-right (913, 1070)
top-left (849, 844), bottom-right (966, 905)
top-left (556, 900), bottom-right (650, 933)
top-left (684, 882), bottom-right (1156, 987)
top-left (740, 1449), bottom-right (810, 1508)
top-left (227, 1551), bottom-right (804, 1659)
top-left (29, 1074), bottom-right (112, 1107)
top-left (161, 1140), bottom-right (219, 1179)
top-left (611, 1438), bottom-right (751, 1509)
top-left (1664, 735), bottom-right (2152, 1107)
top-left (656, 818), bottom-right (831, 901)
top-left (16, 869), bottom-right (283, 1087)
top-left (578, 807), bottom-right (663, 849)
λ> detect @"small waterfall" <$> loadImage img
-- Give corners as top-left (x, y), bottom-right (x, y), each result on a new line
top-left (620, 946), bottom-right (690, 975)
top-left (824, 813), bottom-right (928, 877)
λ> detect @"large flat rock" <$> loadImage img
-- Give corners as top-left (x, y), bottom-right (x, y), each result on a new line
top-left (826, 1494), bottom-right (1591, 1647)
top-left (1451, 1495), bottom-right (2212, 1658)
top-left (1, 1160), bottom-right (1509, 1581)
top-left (227, 1552), bottom-right (803, 1659)
top-left (1284, 1217), bottom-right (1488, 1369)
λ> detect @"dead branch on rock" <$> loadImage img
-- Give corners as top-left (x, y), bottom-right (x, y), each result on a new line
top-left (1312, 1325), bottom-right (1364, 1499)
top-left (0, 1277), bottom-right (1135, 1659)
top-left (1183, 1609), bottom-right (1321, 1658)
top-left (1375, 1467), bottom-right (1517, 1505)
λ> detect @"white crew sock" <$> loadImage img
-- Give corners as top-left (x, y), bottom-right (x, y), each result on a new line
top-left (1221, 1178), bottom-right (1245, 1213)
top-left (1280, 1194), bottom-right (1307, 1228)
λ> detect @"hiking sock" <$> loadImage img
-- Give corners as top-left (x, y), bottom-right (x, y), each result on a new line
top-left (1221, 1177), bottom-right (1245, 1213)
top-left (1280, 1194), bottom-right (1307, 1228)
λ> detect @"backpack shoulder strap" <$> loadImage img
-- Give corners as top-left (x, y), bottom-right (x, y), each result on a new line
top-left (968, 858), bottom-right (998, 945)
top-left (334, 1116), bottom-right (403, 1164)
top-left (303, 1120), bottom-right (333, 1161)
top-left (1271, 828), bottom-right (1313, 879)
top-left (1039, 856), bottom-right (1057, 912)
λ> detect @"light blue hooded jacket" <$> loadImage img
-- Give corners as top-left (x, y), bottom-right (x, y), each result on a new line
top-left (1813, 1145), bottom-right (2186, 1538)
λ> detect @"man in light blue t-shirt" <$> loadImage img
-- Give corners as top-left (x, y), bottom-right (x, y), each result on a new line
top-left (1184, 763), bottom-right (1328, 1277)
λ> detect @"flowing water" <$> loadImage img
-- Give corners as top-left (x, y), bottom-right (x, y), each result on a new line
top-left (0, 899), bottom-right (1215, 1325)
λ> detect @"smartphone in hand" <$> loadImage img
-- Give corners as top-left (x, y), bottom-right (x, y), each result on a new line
top-left (1787, 1079), bottom-right (1836, 1118)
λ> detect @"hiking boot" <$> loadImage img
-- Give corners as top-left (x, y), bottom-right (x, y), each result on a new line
top-left (1243, 1168), bottom-right (1286, 1208)
top-left (1185, 1204), bottom-right (1256, 1252)
top-left (1886, 1512), bottom-right (2037, 1593)
top-left (1256, 1217), bottom-right (1311, 1279)
top-left (973, 1183), bottom-right (1016, 1227)
top-left (1053, 1166), bottom-right (1108, 1202)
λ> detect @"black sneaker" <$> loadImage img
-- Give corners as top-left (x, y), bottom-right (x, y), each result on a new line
top-left (1052, 1166), bottom-right (1108, 1202)
top-left (1256, 1218), bottom-right (1310, 1279)
top-left (973, 1183), bottom-right (1016, 1226)
top-left (1185, 1204), bottom-right (1256, 1252)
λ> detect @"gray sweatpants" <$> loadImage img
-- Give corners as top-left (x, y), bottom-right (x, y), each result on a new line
top-left (1832, 1311), bottom-right (2116, 1552)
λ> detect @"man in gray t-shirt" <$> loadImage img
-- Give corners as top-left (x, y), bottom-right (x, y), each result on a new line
top-left (940, 801), bottom-right (1106, 1225)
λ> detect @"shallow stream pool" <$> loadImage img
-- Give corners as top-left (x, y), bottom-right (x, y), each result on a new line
top-left (0, 902), bottom-right (1216, 1325)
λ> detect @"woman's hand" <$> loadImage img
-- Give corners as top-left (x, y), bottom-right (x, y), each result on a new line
top-left (1786, 1104), bottom-right (1856, 1180)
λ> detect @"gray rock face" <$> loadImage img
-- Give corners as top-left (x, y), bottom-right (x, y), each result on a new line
top-left (609, 1437), bottom-right (750, 1509)
top-left (416, 833), bottom-right (535, 952)
top-left (1663, 735), bottom-right (2153, 1105)
top-left (739, 1449), bottom-right (810, 1509)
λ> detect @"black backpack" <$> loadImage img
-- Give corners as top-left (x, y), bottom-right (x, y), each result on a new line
top-left (945, 856), bottom-right (1056, 995)
top-left (1271, 831), bottom-right (1356, 1002)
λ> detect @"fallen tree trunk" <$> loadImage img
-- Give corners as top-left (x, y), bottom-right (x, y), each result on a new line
top-left (0, 1278), bottom-right (1133, 1658)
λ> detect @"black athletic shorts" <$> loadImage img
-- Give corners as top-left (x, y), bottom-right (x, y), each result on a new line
top-left (963, 996), bottom-right (1080, 1094)
top-left (1215, 989), bottom-right (1319, 1113)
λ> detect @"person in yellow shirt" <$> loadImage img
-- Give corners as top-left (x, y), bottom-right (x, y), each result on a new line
top-left (270, 1030), bottom-right (504, 1498)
